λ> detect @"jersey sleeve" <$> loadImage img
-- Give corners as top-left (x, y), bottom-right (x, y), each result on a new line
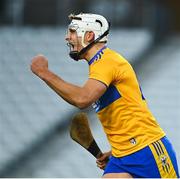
top-left (89, 62), bottom-right (114, 87)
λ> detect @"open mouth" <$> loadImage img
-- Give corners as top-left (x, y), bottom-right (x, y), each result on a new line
top-left (67, 42), bottom-right (75, 51)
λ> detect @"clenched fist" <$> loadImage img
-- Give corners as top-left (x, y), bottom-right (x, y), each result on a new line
top-left (31, 55), bottom-right (48, 79)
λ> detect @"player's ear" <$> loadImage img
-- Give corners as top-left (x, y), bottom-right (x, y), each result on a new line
top-left (85, 31), bottom-right (95, 43)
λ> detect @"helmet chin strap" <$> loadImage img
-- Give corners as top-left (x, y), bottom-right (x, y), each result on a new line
top-left (69, 24), bottom-right (110, 61)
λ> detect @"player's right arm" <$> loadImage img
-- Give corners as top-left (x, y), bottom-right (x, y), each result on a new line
top-left (96, 150), bottom-right (111, 170)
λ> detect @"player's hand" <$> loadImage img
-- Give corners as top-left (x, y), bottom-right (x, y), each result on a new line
top-left (31, 55), bottom-right (48, 78)
top-left (96, 151), bottom-right (111, 170)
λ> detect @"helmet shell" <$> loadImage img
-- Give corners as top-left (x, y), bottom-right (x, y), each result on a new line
top-left (68, 13), bottom-right (109, 42)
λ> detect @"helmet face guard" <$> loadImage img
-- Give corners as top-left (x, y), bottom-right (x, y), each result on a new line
top-left (67, 13), bottom-right (110, 61)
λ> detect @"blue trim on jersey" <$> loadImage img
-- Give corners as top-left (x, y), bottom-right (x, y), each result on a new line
top-left (88, 46), bottom-right (107, 65)
top-left (103, 136), bottom-right (179, 178)
top-left (139, 86), bottom-right (145, 100)
top-left (94, 85), bottom-right (121, 112)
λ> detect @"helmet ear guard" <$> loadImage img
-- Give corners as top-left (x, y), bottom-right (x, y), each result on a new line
top-left (68, 13), bottom-right (110, 61)
top-left (69, 24), bottom-right (110, 61)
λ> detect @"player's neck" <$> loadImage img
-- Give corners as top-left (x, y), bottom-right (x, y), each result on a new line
top-left (84, 43), bottom-right (106, 62)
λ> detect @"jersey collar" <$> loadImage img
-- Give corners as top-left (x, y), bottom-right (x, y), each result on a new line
top-left (88, 46), bottom-right (107, 65)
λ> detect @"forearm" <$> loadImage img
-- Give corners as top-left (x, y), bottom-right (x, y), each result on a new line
top-left (106, 150), bottom-right (112, 157)
top-left (40, 69), bottom-right (88, 108)
top-left (31, 55), bottom-right (106, 108)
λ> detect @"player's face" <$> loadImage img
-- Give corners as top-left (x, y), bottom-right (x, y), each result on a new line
top-left (65, 28), bottom-right (83, 52)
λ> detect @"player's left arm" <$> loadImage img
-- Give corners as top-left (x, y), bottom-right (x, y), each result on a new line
top-left (30, 55), bottom-right (107, 109)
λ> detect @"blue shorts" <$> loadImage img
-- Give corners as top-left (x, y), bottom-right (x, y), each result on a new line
top-left (104, 136), bottom-right (179, 178)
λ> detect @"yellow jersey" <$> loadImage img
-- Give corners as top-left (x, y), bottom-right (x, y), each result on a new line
top-left (89, 46), bottom-right (165, 157)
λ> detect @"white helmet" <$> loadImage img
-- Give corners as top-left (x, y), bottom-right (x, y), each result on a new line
top-left (67, 13), bottom-right (110, 61)
top-left (68, 13), bottom-right (109, 46)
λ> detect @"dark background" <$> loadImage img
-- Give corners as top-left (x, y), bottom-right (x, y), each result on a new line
top-left (0, 0), bottom-right (180, 32)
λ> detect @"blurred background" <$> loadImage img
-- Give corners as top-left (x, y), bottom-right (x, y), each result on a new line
top-left (0, 0), bottom-right (180, 177)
